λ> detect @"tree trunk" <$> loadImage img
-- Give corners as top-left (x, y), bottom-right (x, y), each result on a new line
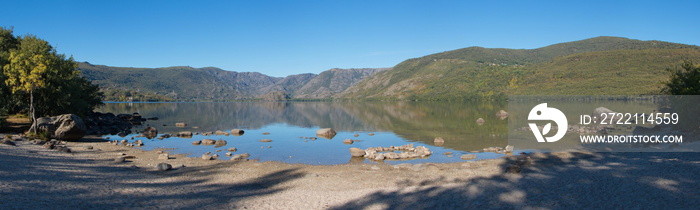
top-left (30, 88), bottom-right (36, 134)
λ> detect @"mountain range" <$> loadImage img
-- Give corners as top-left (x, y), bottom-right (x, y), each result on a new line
top-left (78, 36), bottom-right (700, 101)
top-left (78, 62), bottom-right (387, 101)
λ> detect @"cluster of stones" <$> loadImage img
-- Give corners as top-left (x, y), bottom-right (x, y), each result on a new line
top-left (350, 144), bottom-right (432, 161)
top-left (481, 145), bottom-right (514, 153)
top-left (109, 139), bottom-right (144, 147)
top-left (191, 139), bottom-right (228, 147)
top-left (168, 129), bottom-right (244, 139)
top-left (42, 139), bottom-right (73, 153)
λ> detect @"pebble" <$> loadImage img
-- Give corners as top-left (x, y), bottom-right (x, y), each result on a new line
top-left (157, 162), bottom-right (172, 171)
top-left (113, 157), bottom-right (126, 163)
top-left (158, 153), bottom-right (169, 160)
top-left (505, 164), bottom-right (521, 174)
top-left (202, 154), bottom-right (213, 160)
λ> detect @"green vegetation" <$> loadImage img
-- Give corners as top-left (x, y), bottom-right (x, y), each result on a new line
top-left (663, 61), bottom-right (700, 95)
top-left (341, 37), bottom-right (700, 100)
top-left (0, 27), bottom-right (103, 125)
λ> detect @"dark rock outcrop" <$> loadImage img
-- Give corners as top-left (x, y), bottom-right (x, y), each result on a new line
top-left (83, 112), bottom-right (134, 136)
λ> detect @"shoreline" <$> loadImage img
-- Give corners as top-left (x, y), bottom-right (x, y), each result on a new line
top-left (1, 134), bottom-right (698, 209)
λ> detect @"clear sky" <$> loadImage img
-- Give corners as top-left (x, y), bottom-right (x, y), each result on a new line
top-left (2, 0), bottom-right (698, 77)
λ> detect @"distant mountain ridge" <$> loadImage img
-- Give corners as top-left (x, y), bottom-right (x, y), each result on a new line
top-left (80, 36), bottom-right (700, 101)
top-left (339, 36), bottom-right (700, 100)
top-left (77, 62), bottom-right (387, 101)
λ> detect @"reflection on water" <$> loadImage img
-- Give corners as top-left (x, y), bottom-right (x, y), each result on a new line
top-left (97, 101), bottom-right (510, 165)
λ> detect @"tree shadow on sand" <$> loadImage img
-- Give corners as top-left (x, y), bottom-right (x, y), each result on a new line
top-left (0, 144), bottom-right (305, 209)
top-left (332, 152), bottom-right (700, 209)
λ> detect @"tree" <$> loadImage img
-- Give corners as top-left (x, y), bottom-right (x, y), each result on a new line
top-left (0, 27), bottom-right (20, 116)
top-left (2, 32), bottom-right (104, 134)
top-left (664, 61), bottom-right (700, 95)
top-left (3, 36), bottom-right (53, 133)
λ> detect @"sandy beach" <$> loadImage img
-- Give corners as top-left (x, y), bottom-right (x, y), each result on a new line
top-left (0, 134), bottom-right (698, 209)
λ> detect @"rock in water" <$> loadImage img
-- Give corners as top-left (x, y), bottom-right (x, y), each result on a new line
top-left (259, 139), bottom-right (273, 142)
top-left (175, 122), bottom-right (187, 127)
top-left (230, 129), bottom-right (245, 136)
top-left (177, 131), bottom-right (193, 138)
top-left (142, 126), bottom-right (158, 139)
top-left (192, 140), bottom-right (202, 145)
top-left (227, 147), bottom-right (237, 152)
top-left (460, 154), bottom-right (477, 160)
top-left (434, 137), bottom-right (445, 143)
top-left (316, 128), bottom-right (337, 139)
top-left (201, 139), bottom-right (216, 145)
top-left (349, 147), bottom-right (366, 157)
top-left (343, 139), bottom-right (354, 144)
top-left (496, 110), bottom-right (509, 120)
top-left (215, 139), bottom-right (227, 147)
top-left (157, 162), bottom-right (172, 171)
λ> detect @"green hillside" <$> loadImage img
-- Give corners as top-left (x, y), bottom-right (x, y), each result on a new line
top-left (79, 63), bottom-right (275, 101)
top-left (340, 37), bottom-right (700, 100)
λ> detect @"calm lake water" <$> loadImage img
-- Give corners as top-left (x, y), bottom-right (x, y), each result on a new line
top-left (97, 101), bottom-right (510, 165)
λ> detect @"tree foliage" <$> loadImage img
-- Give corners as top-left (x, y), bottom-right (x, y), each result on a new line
top-left (0, 27), bottom-right (103, 123)
top-left (663, 61), bottom-right (700, 95)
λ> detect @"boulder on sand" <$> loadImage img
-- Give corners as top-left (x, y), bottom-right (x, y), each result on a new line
top-left (30, 114), bottom-right (87, 141)
top-left (157, 162), bottom-right (172, 171)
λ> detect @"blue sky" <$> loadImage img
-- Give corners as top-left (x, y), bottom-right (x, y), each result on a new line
top-left (2, 0), bottom-right (698, 77)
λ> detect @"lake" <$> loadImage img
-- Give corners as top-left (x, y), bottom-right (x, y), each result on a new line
top-left (96, 101), bottom-right (510, 165)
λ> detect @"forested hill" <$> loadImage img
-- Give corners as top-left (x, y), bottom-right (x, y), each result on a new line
top-left (339, 37), bottom-right (700, 100)
top-left (77, 62), bottom-right (386, 101)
